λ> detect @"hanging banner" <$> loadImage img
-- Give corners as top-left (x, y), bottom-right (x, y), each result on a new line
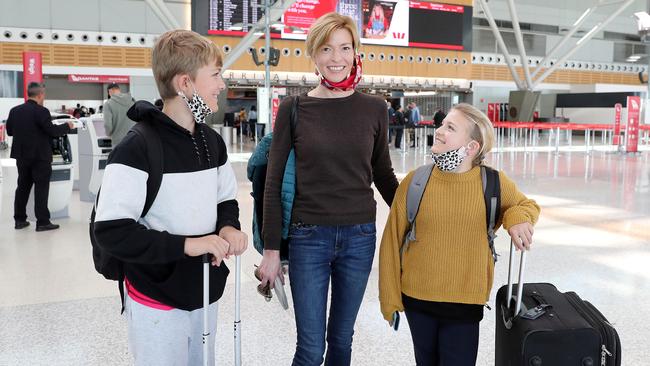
top-left (68, 74), bottom-right (130, 84)
top-left (22, 52), bottom-right (43, 101)
top-left (613, 103), bottom-right (622, 145)
top-left (625, 96), bottom-right (640, 153)
top-left (487, 103), bottom-right (495, 122)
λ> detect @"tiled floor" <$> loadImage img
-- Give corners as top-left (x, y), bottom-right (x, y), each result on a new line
top-left (1, 141), bottom-right (649, 365)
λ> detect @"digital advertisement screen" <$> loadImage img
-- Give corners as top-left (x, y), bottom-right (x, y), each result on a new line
top-left (204, 0), bottom-right (472, 51)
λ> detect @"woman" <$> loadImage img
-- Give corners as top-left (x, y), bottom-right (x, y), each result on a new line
top-left (379, 104), bottom-right (540, 366)
top-left (257, 12), bottom-right (398, 366)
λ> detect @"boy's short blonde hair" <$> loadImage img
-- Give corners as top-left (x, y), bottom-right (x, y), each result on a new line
top-left (305, 12), bottom-right (360, 57)
top-left (450, 103), bottom-right (495, 166)
top-left (152, 30), bottom-right (223, 99)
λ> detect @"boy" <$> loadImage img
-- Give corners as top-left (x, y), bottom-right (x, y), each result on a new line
top-left (93, 30), bottom-right (247, 365)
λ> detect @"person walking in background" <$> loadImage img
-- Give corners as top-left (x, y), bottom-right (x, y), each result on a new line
top-left (103, 83), bottom-right (136, 146)
top-left (6, 82), bottom-right (73, 231)
top-left (249, 105), bottom-right (260, 139)
top-left (433, 107), bottom-right (446, 129)
top-left (394, 104), bottom-right (406, 149)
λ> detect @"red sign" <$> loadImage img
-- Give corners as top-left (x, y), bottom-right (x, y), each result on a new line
top-left (487, 103), bottom-right (496, 122)
top-left (271, 98), bottom-right (280, 127)
top-left (625, 96), bottom-right (640, 153)
top-left (283, 0), bottom-right (337, 31)
top-left (68, 74), bottom-right (130, 84)
top-left (613, 103), bottom-right (622, 145)
top-left (409, 1), bottom-right (464, 12)
top-left (22, 52), bottom-right (43, 100)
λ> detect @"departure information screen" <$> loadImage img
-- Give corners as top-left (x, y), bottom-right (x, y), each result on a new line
top-left (203, 0), bottom-right (472, 51)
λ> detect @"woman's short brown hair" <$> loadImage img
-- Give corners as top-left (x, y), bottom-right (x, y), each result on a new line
top-left (152, 30), bottom-right (223, 99)
top-left (305, 12), bottom-right (360, 57)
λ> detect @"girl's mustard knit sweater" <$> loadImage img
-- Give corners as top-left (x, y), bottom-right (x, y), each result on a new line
top-left (379, 165), bottom-right (540, 322)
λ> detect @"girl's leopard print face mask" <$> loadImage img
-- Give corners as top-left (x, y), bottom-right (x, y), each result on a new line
top-left (432, 146), bottom-right (468, 172)
top-left (178, 83), bottom-right (212, 124)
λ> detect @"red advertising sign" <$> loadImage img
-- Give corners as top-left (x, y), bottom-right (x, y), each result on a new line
top-left (68, 74), bottom-right (130, 84)
top-left (625, 96), bottom-right (640, 153)
top-left (22, 52), bottom-right (43, 101)
top-left (283, 0), bottom-right (337, 31)
top-left (271, 96), bottom-right (280, 127)
top-left (613, 103), bottom-right (622, 145)
top-left (409, 1), bottom-right (464, 12)
top-left (487, 103), bottom-right (495, 122)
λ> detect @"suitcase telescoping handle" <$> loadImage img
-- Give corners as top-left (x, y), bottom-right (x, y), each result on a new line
top-left (506, 239), bottom-right (527, 316)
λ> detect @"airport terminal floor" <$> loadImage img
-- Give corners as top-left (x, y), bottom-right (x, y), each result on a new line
top-left (1, 141), bottom-right (649, 365)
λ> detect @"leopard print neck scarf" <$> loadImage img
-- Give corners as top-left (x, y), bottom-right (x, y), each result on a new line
top-left (178, 88), bottom-right (212, 125)
top-left (432, 146), bottom-right (468, 172)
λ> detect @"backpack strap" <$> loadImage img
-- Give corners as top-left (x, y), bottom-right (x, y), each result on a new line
top-left (115, 122), bottom-right (163, 313)
top-left (131, 122), bottom-right (164, 217)
top-left (481, 166), bottom-right (501, 263)
top-left (400, 164), bottom-right (502, 270)
top-left (400, 163), bottom-right (435, 268)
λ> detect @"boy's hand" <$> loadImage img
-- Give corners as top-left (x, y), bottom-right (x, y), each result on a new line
top-left (184, 235), bottom-right (230, 266)
top-left (219, 226), bottom-right (248, 256)
top-left (508, 222), bottom-right (534, 251)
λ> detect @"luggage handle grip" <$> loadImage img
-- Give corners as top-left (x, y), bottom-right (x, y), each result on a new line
top-left (506, 239), bottom-right (527, 316)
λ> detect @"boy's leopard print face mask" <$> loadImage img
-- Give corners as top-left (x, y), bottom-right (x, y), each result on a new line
top-left (178, 83), bottom-right (212, 124)
top-left (432, 146), bottom-right (468, 172)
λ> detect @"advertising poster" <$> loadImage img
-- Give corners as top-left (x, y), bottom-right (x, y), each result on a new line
top-left (208, 0), bottom-right (469, 50)
top-left (22, 52), bottom-right (42, 101)
top-left (625, 96), bottom-right (640, 153)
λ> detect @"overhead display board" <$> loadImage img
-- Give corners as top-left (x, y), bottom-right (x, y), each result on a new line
top-left (204, 0), bottom-right (472, 51)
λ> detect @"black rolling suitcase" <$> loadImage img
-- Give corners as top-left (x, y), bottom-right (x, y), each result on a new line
top-left (495, 242), bottom-right (620, 366)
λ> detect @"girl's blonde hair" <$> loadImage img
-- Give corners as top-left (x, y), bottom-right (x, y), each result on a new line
top-left (305, 12), bottom-right (360, 57)
top-left (152, 30), bottom-right (223, 99)
top-left (450, 103), bottom-right (495, 166)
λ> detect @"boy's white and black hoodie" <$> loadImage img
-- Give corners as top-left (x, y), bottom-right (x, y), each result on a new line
top-left (93, 101), bottom-right (240, 311)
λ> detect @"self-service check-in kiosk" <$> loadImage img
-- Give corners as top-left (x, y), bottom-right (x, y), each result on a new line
top-left (1, 122), bottom-right (75, 220)
top-left (51, 113), bottom-right (81, 189)
top-left (26, 129), bottom-right (74, 219)
top-left (78, 115), bottom-right (111, 202)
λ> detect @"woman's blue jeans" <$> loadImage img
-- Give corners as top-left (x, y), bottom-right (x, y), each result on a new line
top-left (288, 223), bottom-right (376, 366)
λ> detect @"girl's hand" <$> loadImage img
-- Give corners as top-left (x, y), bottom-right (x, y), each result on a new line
top-left (508, 222), bottom-right (534, 251)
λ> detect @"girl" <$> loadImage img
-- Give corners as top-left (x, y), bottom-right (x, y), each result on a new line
top-left (379, 103), bottom-right (540, 366)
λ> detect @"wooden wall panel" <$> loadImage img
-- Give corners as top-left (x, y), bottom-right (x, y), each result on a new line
top-left (467, 64), bottom-right (643, 85)
top-left (1, 43), bottom-right (25, 64)
top-left (0, 41), bottom-right (644, 86)
top-left (52, 45), bottom-right (76, 65)
top-left (100, 47), bottom-right (125, 66)
top-left (24, 44), bottom-right (52, 64)
top-left (77, 46), bottom-right (100, 66)
top-left (125, 48), bottom-right (148, 68)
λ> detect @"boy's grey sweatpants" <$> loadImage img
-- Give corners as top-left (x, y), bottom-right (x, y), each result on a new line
top-left (124, 294), bottom-right (219, 366)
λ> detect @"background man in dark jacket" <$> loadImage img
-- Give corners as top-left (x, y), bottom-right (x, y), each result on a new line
top-left (433, 107), bottom-right (446, 129)
top-left (6, 82), bottom-right (73, 231)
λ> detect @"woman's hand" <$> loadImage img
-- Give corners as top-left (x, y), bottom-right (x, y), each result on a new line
top-left (257, 249), bottom-right (283, 289)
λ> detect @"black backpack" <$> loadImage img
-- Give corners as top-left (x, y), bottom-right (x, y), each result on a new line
top-left (89, 122), bottom-right (163, 284)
